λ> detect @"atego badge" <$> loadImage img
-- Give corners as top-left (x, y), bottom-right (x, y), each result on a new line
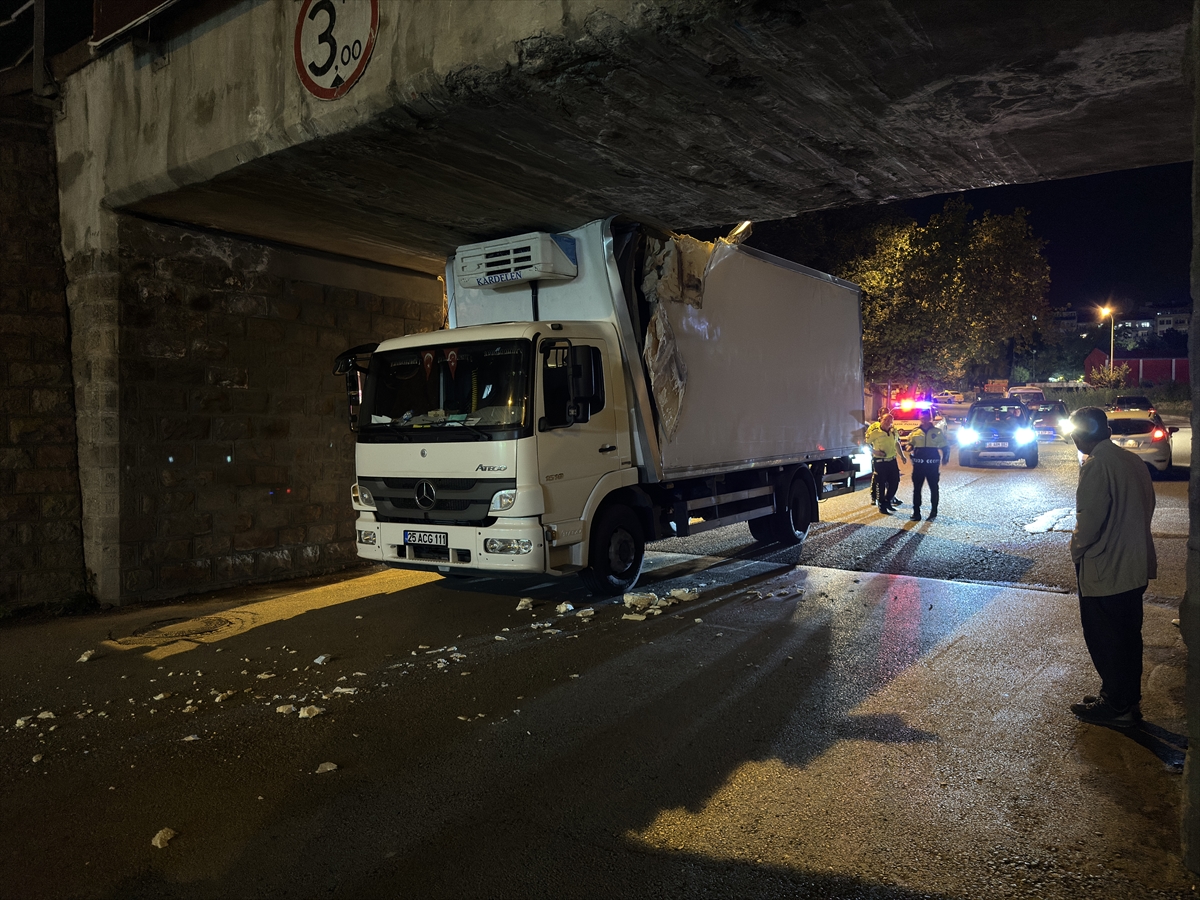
top-left (294, 0), bottom-right (379, 101)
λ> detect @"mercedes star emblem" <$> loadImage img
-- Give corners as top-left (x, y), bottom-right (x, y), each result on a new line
top-left (414, 480), bottom-right (437, 510)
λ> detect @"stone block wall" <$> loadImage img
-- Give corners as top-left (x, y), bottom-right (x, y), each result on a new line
top-left (0, 97), bottom-right (87, 613)
top-left (114, 219), bottom-right (442, 603)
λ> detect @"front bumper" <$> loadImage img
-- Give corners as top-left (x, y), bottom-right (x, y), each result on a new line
top-left (354, 514), bottom-right (547, 574)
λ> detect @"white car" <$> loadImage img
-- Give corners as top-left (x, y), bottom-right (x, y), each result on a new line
top-left (1078, 410), bottom-right (1177, 476)
top-left (933, 390), bottom-right (964, 404)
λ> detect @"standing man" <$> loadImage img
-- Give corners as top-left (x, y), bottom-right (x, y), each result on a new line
top-left (865, 407), bottom-right (890, 506)
top-left (906, 408), bottom-right (950, 521)
top-left (1068, 406), bottom-right (1157, 728)
top-left (866, 413), bottom-right (906, 515)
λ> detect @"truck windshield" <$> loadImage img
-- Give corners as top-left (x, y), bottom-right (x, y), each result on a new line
top-left (360, 339), bottom-right (532, 439)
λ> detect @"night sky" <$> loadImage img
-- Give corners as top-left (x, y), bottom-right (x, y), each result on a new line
top-left (903, 161), bottom-right (1193, 317)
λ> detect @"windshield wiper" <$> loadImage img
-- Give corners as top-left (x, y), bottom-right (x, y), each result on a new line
top-left (444, 421), bottom-right (489, 441)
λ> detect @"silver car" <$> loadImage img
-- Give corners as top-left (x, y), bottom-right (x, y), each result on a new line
top-left (1079, 410), bottom-right (1177, 476)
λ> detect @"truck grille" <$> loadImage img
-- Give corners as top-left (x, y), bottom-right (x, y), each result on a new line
top-left (358, 476), bottom-right (516, 527)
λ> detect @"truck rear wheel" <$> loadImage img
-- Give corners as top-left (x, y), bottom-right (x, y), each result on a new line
top-left (579, 504), bottom-right (645, 595)
top-left (752, 474), bottom-right (813, 546)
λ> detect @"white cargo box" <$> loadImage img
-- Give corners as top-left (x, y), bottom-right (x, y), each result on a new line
top-left (455, 231), bottom-right (578, 290)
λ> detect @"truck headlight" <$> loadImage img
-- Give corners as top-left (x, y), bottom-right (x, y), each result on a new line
top-left (489, 489), bottom-right (517, 512)
top-left (352, 482), bottom-right (375, 509)
top-left (484, 538), bottom-right (532, 554)
top-left (357, 530), bottom-right (378, 545)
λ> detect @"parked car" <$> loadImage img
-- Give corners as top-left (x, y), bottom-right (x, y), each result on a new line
top-left (1006, 387), bottom-right (1046, 406)
top-left (1110, 395), bottom-right (1155, 413)
top-left (956, 400), bottom-right (1039, 468)
top-left (1079, 409), bottom-right (1177, 477)
top-left (1029, 400), bottom-right (1071, 441)
top-left (933, 390), bottom-right (965, 404)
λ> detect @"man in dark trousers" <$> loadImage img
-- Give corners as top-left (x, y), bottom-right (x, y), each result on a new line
top-left (866, 412), bottom-right (906, 514)
top-left (906, 408), bottom-right (950, 521)
top-left (1068, 406), bottom-right (1157, 728)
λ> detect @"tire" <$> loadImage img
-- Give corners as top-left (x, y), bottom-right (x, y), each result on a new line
top-left (748, 515), bottom-right (777, 543)
top-left (1025, 448), bottom-right (1039, 469)
top-left (758, 474), bottom-right (813, 547)
top-left (959, 450), bottom-right (974, 467)
top-left (578, 504), bottom-right (645, 595)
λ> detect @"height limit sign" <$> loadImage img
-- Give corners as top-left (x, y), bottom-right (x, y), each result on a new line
top-left (294, 0), bottom-right (379, 101)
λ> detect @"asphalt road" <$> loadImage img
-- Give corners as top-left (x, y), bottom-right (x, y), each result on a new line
top-left (0, 436), bottom-right (1192, 899)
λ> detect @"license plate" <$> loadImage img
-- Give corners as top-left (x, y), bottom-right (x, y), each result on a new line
top-left (404, 530), bottom-right (448, 546)
top-left (986, 441), bottom-right (1008, 448)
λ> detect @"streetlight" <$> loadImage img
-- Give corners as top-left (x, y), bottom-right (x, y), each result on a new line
top-left (1100, 306), bottom-right (1115, 373)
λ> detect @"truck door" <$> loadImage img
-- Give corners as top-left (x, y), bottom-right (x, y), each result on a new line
top-left (536, 335), bottom-right (621, 538)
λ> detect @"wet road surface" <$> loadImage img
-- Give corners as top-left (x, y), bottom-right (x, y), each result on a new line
top-left (0, 437), bottom-right (1191, 898)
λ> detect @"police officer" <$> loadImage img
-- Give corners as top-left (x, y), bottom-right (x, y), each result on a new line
top-left (865, 407), bottom-right (891, 505)
top-left (866, 413), bottom-right (906, 514)
top-left (906, 408), bottom-right (950, 521)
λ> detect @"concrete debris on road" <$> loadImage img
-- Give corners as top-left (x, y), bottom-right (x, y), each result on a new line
top-left (332, 687), bottom-right (357, 695)
top-left (298, 706), bottom-right (324, 719)
top-left (576, 608), bottom-right (595, 618)
top-left (182, 735), bottom-right (199, 741)
top-left (15, 716), bottom-right (30, 728)
top-left (37, 711), bottom-right (54, 720)
top-left (623, 591), bottom-right (657, 611)
top-left (622, 613), bottom-right (647, 621)
top-left (256, 673), bottom-right (276, 680)
top-left (516, 598), bottom-right (534, 610)
top-left (151, 827), bottom-right (176, 849)
top-left (669, 587), bottom-right (701, 602)
top-left (276, 704), bottom-right (296, 714)
top-left (313, 655), bottom-right (331, 665)
top-left (555, 602), bottom-right (574, 613)
top-left (214, 691), bottom-right (235, 702)
top-left (153, 693), bottom-right (172, 701)
top-left (315, 762), bottom-right (338, 774)
top-left (76, 650), bottom-right (94, 663)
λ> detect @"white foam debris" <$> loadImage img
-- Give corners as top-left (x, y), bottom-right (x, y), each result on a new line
top-left (298, 706), bottom-right (324, 719)
top-left (256, 673), bottom-right (276, 680)
top-left (495, 635), bottom-right (507, 641)
top-left (31, 754), bottom-right (42, 763)
top-left (15, 716), bottom-right (30, 728)
top-left (313, 655), bottom-right (330, 666)
top-left (77, 650), bottom-right (95, 663)
top-left (153, 693), bottom-right (172, 701)
top-left (622, 613), bottom-right (647, 622)
top-left (576, 608), bottom-right (595, 618)
top-left (182, 734), bottom-right (200, 741)
top-left (316, 762), bottom-right (338, 774)
top-left (214, 691), bottom-right (235, 703)
top-left (555, 602), bottom-right (574, 614)
top-left (36, 711), bottom-right (54, 720)
top-left (669, 587), bottom-right (701, 602)
top-left (276, 704), bottom-right (296, 714)
top-left (1025, 508), bottom-right (1076, 534)
top-left (151, 827), bottom-right (176, 849)
top-left (332, 687), bottom-right (358, 695)
top-left (516, 597), bottom-right (534, 611)
top-left (695, 618), bottom-right (703, 623)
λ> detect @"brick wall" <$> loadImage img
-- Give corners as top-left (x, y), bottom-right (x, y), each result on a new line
top-left (116, 218), bottom-right (441, 602)
top-left (0, 97), bottom-right (87, 613)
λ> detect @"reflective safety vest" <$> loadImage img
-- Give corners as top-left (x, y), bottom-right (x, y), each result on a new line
top-left (908, 424), bottom-right (950, 467)
top-left (866, 424), bottom-right (904, 461)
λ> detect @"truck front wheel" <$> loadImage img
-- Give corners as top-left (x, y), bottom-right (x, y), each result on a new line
top-left (579, 505), bottom-right (645, 595)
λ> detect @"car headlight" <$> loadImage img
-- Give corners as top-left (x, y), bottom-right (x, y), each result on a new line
top-left (957, 428), bottom-right (979, 445)
top-left (1058, 419), bottom-right (1073, 433)
top-left (351, 482), bottom-right (375, 509)
top-left (1015, 427), bottom-right (1036, 445)
top-left (484, 538), bottom-right (532, 554)
top-left (489, 489), bottom-right (517, 512)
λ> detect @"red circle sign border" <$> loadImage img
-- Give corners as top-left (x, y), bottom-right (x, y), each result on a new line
top-left (294, 0), bottom-right (379, 102)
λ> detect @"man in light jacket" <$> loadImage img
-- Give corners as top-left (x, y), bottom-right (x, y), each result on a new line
top-left (1068, 406), bottom-right (1157, 728)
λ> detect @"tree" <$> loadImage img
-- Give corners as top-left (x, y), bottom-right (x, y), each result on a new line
top-left (838, 198), bottom-right (1051, 388)
top-left (1088, 362), bottom-right (1131, 389)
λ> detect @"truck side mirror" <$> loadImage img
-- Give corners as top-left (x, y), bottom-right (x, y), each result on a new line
top-left (332, 343), bottom-right (379, 432)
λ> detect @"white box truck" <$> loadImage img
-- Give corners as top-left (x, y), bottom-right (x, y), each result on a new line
top-left (333, 217), bottom-right (864, 594)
